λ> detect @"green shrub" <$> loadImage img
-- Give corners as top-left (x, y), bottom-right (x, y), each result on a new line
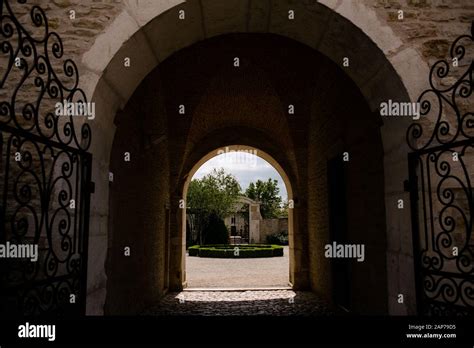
top-left (273, 246), bottom-right (284, 256)
top-left (188, 245), bottom-right (200, 256)
top-left (203, 213), bottom-right (229, 244)
top-left (188, 244), bottom-right (283, 258)
top-left (266, 230), bottom-right (288, 245)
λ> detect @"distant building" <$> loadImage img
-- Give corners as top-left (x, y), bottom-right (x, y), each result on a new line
top-left (224, 196), bottom-right (261, 244)
top-left (186, 196), bottom-right (288, 245)
top-left (224, 196), bottom-right (287, 244)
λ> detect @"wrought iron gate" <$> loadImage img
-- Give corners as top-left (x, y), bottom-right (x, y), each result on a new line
top-left (407, 22), bottom-right (473, 315)
top-left (0, 0), bottom-right (92, 316)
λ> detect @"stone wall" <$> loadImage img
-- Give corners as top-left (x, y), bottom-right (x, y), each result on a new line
top-left (13, 0), bottom-right (472, 77)
top-left (105, 71), bottom-right (170, 314)
top-left (260, 218), bottom-right (289, 243)
top-left (306, 56), bottom-right (390, 314)
top-left (372, 0), bottom-right (473, 66)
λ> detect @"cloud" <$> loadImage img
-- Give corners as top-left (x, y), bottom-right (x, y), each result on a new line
top-left (193, 153), bottom-right (288, 199)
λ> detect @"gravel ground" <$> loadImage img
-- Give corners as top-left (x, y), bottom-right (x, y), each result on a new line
top-left (143, 290), bottom-right (341, 316)
top-left (185, 246), bottom-right (290, 288)
top-left (142, 247), bottom-right (342, 316)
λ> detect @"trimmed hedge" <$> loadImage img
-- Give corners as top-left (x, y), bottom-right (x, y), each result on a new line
top-left (266, 231), bottom-right (289, 245)
top-left (188, 244), bottom-right (283, 258)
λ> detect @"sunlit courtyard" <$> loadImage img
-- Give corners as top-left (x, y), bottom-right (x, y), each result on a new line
top-left (186, 246), bottom-right (290, 289)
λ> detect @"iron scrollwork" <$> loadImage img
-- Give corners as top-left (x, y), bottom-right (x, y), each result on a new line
top-left (0, 0), bottom-right (92, 316)
top-left (407, 22), bottom-right (473, 150)
top-left (407, 22), bottom-right (474, 315)
top-left (0, 0), bottom-right (91, 150)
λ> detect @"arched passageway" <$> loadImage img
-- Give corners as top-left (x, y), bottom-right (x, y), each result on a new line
top-left (106, 33), bottom-right (395, 315)
top-left (183, 145), bottom-right (293, 289)
top-left (1, 0), bottom-right (472, 323)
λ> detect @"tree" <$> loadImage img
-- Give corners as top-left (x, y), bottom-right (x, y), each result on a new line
top-left (278, 199), bottom-right (290, 218)
top-left (245, 179), bottom-right (282, 219)
top-left (187, 169), bottom-right (241, 244)
top-left (202, 213), bottom-right (229, 244)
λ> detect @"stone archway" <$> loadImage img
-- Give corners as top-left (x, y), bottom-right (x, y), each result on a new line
top-left (1, 0), bottom-right (472, 324)
top-left (80, 1), bottom-right (419, 315)
top-left (182, 145), bottom-right (294, 288)
top-left (104, 32), bottom-right (395, 315)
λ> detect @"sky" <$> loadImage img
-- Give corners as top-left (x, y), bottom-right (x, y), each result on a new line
top-left (192, 152), bottom-right (288, 200)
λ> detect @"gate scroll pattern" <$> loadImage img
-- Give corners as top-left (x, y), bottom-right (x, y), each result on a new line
top-left (0, 0), bottom-right (92, 316)
top-left (407, 22), bottom-right (474, 315)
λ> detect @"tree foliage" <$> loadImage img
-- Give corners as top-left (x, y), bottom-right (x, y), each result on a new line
top-left (245, 178), bottom-right (282, 219)
top-left (202, 213), bottom-right (229, 244)
top-left (279, 199), bottom-right (290, 218)
top-left (187, 168), bottom-right (241, 245)
top-left (187, 168), bottom-right (241, 218)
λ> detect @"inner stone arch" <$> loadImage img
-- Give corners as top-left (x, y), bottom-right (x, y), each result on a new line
top-left (105, 33), bottom-right (391, 315)
top-left (83, 2), bottom-right (416, 316)
top-left (181, 144), bottom-right (295, 288)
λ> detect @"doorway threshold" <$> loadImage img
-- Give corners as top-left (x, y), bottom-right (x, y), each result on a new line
top-left (183, 286), bottom-right (292, 291)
